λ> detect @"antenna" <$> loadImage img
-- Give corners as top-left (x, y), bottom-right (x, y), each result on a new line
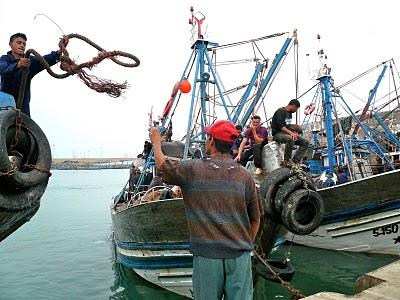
top-left (188, 6), bottom-right (206, 40)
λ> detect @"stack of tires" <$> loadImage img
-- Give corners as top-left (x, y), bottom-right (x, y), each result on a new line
top-left (260, 167), bottom-right (324, 235)
top-left (0, 109), bottom-right (51, 242)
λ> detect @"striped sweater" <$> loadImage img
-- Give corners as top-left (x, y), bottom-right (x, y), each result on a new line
top-left (161, 157), bottom-right (261, 258)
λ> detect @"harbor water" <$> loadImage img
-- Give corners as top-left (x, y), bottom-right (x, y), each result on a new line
top-left (0, 170), bottom-right (397, 299)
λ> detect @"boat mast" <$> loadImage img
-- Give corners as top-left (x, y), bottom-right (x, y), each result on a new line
top-left (315, 36), bottom-right (395, 172)
top-left (353, 64), bottom-right (388, 136)
top-left (316, 43), bottom-right (336, 171)
top-left (239, 30), bottom-right (297, 126)
top-left (183, 7), bottom-right (233, 159)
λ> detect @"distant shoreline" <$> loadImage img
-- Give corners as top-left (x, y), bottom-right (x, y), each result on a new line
top-left (51, 158), bottom-right (139, 170)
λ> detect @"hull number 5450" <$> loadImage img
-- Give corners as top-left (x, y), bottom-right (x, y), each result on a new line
top-left (372, 224), bottom-right (399, 237)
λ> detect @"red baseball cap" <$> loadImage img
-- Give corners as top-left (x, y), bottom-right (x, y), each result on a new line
top-left (204, 120), bottom-right (238, 143)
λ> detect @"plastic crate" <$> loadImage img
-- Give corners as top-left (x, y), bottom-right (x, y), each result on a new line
top-left (305, 160), bottom-right (321, 175)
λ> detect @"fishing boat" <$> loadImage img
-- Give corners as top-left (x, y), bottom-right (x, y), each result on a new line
top-left (110, 7), bottom-right (326, 298)
top-left (284, 41), bottom-right (400, 255)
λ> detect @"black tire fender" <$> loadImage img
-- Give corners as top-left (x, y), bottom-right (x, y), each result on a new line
top-left (255, 259), bottom-right (295, 283)
top-left (274, 177), bottom-right (316, 215)
top-left (259, 167), bottom-right (292, 222)
top-left (281, 189), bottom-right (324, 235)
top-left (0, 110), bottom-right (51, 188)
top-left (0, 179), bottom-right (48, 212)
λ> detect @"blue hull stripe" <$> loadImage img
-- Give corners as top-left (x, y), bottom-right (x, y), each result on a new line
top-left (115, 240), bottom-right (190, 251)
top-left (117, 252), bottom-right (193, 269)
top-left (322, 199), bottom-right (400, 225)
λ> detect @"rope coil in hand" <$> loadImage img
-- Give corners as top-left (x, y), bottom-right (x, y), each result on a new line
top-left (17, 33), bottom-right (140, 108)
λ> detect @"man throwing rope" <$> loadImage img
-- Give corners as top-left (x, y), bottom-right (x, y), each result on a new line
top-left (0, 33), bottom-right (68, 116)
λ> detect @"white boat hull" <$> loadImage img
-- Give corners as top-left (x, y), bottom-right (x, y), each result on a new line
top-left (115, 245), bottom-right (193, 298)
top-left (287, 207), bottom-right (400, 255)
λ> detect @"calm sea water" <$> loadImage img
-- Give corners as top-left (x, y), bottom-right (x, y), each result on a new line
top-left (0, 170), bottom-right (397, 299)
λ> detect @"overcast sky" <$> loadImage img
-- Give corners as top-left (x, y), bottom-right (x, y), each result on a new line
top-left (1, 0), bottom-right (399, 158)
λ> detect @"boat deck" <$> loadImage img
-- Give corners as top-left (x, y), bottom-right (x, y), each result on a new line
top-left (304, 259), bottom-right (400, 299)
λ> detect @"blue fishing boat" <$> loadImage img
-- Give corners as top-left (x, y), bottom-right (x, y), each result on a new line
top-left (284, 41), bottom-right (400, 255)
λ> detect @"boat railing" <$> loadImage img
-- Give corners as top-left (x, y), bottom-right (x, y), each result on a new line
top-left (127, 185), bottom-right (177, 207)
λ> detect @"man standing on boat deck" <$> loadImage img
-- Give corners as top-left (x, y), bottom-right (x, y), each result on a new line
top-left (234, 115), bottom-right (268, 175)
top-left (271, 99), bottom-right (309, 167)
top-left (150, 120), bottom-right (261, 300)
top-left (0, 33), bottom-right (68, 116)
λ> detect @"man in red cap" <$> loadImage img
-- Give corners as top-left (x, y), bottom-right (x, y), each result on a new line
top-left (150, 120), bottom-right (261, 300)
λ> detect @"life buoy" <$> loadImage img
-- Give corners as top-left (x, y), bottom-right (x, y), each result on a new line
top-left (304, 103), bottom-right (316, 115)
top-left (170, 82), bottom-right (180, 98)
top-left (162, 98), bottom-right (173, 118)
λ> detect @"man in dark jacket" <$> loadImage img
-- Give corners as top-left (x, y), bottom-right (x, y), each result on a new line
top-left (0, 33), bottom-right (68, 116)
top-left (271, 99), bottom-right (309, 167)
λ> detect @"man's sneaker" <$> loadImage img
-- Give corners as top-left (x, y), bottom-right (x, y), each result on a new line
top-left (254, 168), bottom-right (263, 175)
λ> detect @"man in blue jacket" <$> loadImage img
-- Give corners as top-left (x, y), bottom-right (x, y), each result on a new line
top-left (0, 33), bottom-right (68, 116)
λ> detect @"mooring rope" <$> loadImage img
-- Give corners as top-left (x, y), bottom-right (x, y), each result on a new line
top-left (253, 250), bottom-right (305, 299)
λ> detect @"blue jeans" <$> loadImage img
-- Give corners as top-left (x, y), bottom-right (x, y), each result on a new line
top-left (192, 252), bottom-right (253, 300)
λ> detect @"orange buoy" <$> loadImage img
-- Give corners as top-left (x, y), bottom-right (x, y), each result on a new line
top-left (180, 78), bottom-right (191, 93)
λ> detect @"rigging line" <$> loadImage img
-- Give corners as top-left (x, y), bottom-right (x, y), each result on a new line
top-left (254, 42), bottom-right (293, 115)
top-left (251, 42), bottom-right (257, 61)
top-left (341, 87), bottom-right (368, 104)
top-left (254, 66), bottom-right (268, 118)
top-left (211, 84), bottom-right (248, 101)
top-left (390, 60), bottom-right (400, 108)
top-left (373, 86), bottom-right (400, 103)
top-left (212, 58), bottom-right (258, 64)
top-left (169, 52), bottom-right (198, 122)
top-left (297, 82), bottom-right (319, 100)
top-left (374, 94), bottom-right (400, 112)
top-left (392, 60), bottom-right (400, 90)
top-left (253, 41), bottom-right (267, 61)
top-left (332, 100), bottom-right (355, 180)
top-left (209, 32), bottom-right (288, 50)
top-left (213, 60), bottom-right (258, 66)
top-left (334, 61), bottom-right (388, 90)
top-left (261, 99), bottom-right (268, 126)
top-left (213, 62), bottom-right (234, 107)
top-left (249, 69), bottom-right (263, 119)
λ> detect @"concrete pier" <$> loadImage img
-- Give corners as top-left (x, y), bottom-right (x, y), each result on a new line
top-left (304, 259), bottom-right (400, 299)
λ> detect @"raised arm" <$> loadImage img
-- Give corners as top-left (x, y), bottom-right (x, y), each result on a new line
top-left (149, 127), bottom-right (165, 169)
